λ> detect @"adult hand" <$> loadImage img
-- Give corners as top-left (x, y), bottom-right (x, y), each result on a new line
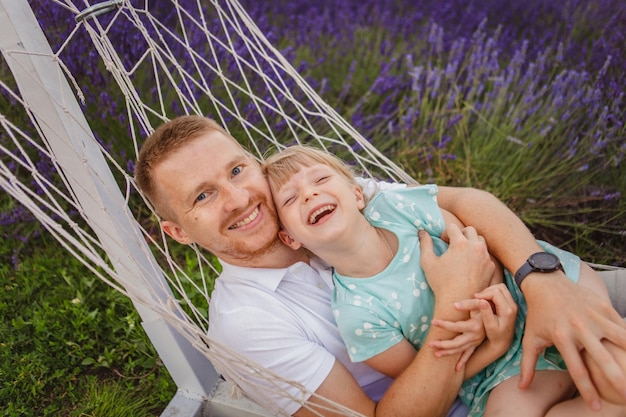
top-left (420, 224), bottom-right (495, 303)
top-left (520, 273), bottom-right (626, 410)
top-left (585, 339), bottom-right (626, 405)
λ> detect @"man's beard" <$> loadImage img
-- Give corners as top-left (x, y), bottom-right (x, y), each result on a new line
top-left (220, 195), bottom-right (283, 264)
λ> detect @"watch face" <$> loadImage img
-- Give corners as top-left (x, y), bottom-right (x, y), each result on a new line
top-left (528, 252), bottom-right (561, 270)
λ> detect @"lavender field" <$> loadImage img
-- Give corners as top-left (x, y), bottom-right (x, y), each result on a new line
top-left (6, 0), bottom-right (622, 264)
top-left (11, 0), bottom-right (626, 349)
top-left (249, 0), bottom-right (625, 267)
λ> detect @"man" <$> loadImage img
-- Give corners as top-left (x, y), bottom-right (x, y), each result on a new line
top-left (135, 115), bottom-right (626, 416)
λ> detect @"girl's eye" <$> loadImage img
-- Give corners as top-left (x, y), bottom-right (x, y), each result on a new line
top-left (232, 165), bottom-right (242, 176)
top-left (283, 196), bottom-right (295, 206)
top-left (316, 176), bottom-right (329, 183)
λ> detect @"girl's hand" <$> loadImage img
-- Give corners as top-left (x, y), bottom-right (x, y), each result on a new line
top-left (474, 283), bottom-right (518, 356)
top-left (430, 283), bottom-right (518, 370)
top-left (429, 307), bottom-right (484, 371)
top-left (429, 307), bottom-right (485, 356)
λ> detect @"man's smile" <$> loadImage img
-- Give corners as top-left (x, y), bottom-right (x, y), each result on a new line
top-left (229, 205), bottom-right (260, 229)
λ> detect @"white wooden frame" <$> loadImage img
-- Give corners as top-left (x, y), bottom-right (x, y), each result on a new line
top-left (0, 1), bottom-right (270, 415)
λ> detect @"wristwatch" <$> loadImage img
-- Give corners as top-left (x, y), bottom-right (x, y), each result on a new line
top-left (514, 252), bottom-right (563, 287)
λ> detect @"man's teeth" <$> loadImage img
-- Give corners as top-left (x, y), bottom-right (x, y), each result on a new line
top-left (231, 207), bottom-right (259, 229)
top-left (309, 205), bottom-right (334, 224)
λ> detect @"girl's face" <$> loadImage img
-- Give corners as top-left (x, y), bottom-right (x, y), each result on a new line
top-left (270, 162), bottom-right (365, 251)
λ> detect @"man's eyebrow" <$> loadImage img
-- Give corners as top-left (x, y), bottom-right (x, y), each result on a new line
top-left (187, 180), bottom-right (211, 202)
top-left (227, 155), bottom-right (247, 170)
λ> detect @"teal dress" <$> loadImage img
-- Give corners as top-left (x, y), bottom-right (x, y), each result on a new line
top-left (331, 185), bottom-right (580, 416)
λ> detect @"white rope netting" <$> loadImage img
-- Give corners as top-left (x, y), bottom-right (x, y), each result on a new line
top-left (0, 0), bottom-right (420, 415)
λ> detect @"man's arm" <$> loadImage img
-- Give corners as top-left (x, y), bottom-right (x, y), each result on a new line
top-left (296, 224), bottom-right (495, 417)
top-left (436, 186), bottom-right (626, 409)
top-left (297, 324), bottom-right (461, 417)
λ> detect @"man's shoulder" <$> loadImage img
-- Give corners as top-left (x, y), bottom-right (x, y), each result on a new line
top-left (208, 280), bottom-right (294, 337)
top-left (209, 265), bottom-right (302, 319)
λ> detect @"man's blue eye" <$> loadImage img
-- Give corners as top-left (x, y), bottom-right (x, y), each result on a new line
top-left (232, 166), bottom-right (242, 175)
top-left (196, 192), bottom-right (206, 202)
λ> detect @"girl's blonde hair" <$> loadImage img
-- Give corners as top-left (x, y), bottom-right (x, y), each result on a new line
top-left (262, 145), bottom-right (358, 192)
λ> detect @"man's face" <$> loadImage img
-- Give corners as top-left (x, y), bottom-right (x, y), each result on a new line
top-left (154, 131), bottom-right (282, 266)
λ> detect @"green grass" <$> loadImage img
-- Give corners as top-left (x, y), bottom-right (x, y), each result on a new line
top-left (0, 235), bottom-right (175, 416)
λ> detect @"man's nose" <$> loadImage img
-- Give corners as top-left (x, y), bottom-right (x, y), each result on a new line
top-left (222, 183), bottom-right (249, 211)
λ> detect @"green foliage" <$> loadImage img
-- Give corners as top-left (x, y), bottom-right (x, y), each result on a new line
top-left (295, 20), bottom-right (626, 266)
top-left (0, 235), bottom-right (175, 416)
top-left (69, 377), bottom-right (171, 417)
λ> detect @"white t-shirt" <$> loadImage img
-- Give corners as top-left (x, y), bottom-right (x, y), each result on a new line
top-left (208, 257), bottom-right (393, 414)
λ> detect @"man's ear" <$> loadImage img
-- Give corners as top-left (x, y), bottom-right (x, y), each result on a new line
top-left (162, 220), bottom-right (194, 245)
top-left (278, 229), bottom-right (302, 250)
top-left (355, 186), bottom-right (365, 210)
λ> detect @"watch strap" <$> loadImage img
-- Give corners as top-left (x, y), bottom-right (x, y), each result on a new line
top-left (514, 262), bottom-right (535, 287)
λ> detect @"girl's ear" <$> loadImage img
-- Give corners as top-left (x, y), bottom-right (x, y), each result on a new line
top-left (355, 186), bottom-right (365, 210)
top-left (278, 229), bottom-right (302, 250)
top-left (162, 220), bottom-right (194, 245)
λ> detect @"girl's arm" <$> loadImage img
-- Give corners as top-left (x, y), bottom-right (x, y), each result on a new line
top-left (429, 283), bottom-right (518, 378)
top-left (460, 284), bottom-right (518, 379)
top-left (364, 339), bottom-right (417, 379)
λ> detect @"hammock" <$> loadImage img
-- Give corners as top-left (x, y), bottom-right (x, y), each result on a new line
top-left (0, 1), bottom-right (415, 415)
top-left (0, 1), bottom-right (623, 416)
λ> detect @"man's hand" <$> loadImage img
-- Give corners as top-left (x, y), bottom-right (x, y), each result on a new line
top-left (520, 273), bottom-right (626, 410)
top-left (434, 186), bottom-right (626, 408)
top-left (585, 339), bottom-right (626, 405)
top-left (419, 224), bottom-right (495, 303)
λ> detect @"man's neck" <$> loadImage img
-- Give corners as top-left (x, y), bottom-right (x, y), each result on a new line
top-left (256, 245), bottom-right (310, 269)
top-left (222, 242), bottom-right (310, 269)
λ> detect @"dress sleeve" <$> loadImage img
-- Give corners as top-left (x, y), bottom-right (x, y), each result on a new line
top-left (354, 177), bottom-right (407, 200)
top-left (332, 296), bottom-right (406, 363)
top-left (366, 184), bottom-right (446, 237)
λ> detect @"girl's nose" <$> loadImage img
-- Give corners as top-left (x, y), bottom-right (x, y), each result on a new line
top-left (303, 187), bottom-right (319, 203)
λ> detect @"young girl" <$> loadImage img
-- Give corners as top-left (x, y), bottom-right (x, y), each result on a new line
top-left (262, 145), bottom-right (626, 417)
